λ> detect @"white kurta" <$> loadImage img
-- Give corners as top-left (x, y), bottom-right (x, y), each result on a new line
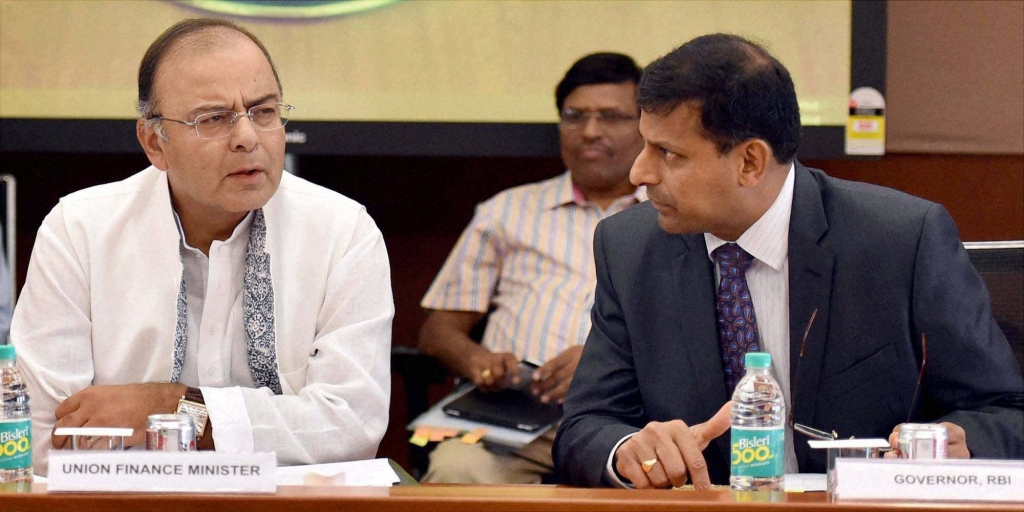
top-left (11, 167), bottom-right (394, 475)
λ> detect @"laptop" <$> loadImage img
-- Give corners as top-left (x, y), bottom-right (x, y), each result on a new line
top-left (442, 362), bottom-right (563, 432)
top-left (443, 386), bottom-right (562, 433)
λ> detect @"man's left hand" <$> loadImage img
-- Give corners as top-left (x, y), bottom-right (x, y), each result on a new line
top-left (885, 422), bottom-right (969, 459)
top-left (529, 345), bottom-right (584, 404)
top-left (52, 383), bottom-right (187, 449)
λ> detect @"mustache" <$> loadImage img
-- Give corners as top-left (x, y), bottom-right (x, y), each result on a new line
top-left (578, 143), bottom-right (612, 154)
top-left (645, 188), bottom-right (667, 204)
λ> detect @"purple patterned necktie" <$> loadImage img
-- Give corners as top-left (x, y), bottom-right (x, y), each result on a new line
top-left (714, 243), bottom-right (762, 396)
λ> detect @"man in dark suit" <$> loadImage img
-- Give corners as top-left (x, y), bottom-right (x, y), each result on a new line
top-left (553, 33), bottom-right (1024, 489)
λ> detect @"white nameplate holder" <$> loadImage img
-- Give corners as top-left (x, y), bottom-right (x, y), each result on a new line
top-left (47, 450), bottom-right (277, 493)
top-left (53, 427), bottom-right (133, 450)
top-left (833, 458), bottom-right (1024, 502)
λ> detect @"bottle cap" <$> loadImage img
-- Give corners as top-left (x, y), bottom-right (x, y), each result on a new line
top-left (744, 351), bottom-right (771, 368)
top-left (0, 344), bottom-right (14, 361)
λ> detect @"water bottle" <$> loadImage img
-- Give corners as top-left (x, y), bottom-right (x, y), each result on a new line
top-left (0, 344), bottom-right (32, 487)
top-left (730, 352), bottom-right (785, 491)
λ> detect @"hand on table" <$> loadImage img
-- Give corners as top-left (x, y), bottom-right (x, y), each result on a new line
top-left (529, 345), bottom-right (584, 404)
top-left (885, 421), bottom-right (969, 458)
top-left (614, 402), bottom-right (732, 490)
top-left (52, 383), bottom-right (186, 449)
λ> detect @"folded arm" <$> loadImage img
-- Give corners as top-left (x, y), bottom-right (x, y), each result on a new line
top-left (210, 209), bottom-right (394, 464)
top-left (417, 200), bottom-right (522, 391)
top-left (418, 309), bottom-right (520, 391)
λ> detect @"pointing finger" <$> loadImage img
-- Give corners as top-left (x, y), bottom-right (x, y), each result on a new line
top-left (691, 401), bottom-right (732, 449)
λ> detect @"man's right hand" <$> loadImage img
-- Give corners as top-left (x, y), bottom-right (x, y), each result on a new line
top-left (613, 402), bottom-right (732, 489)
top-left (52, 383), bottom-right (187, 449)
top-left (418, 310), bottom-right (522, 392)
top-left (463, 349), bottom-right (520, 392)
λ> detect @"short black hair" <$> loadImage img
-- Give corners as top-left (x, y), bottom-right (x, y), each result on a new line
top-left (637, 33), bottom-right (800, 163)
top-left (555, 52), bottom-right (642, 112)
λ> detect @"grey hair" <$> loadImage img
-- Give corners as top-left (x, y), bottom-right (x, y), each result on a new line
top-left (137, 99), bottom-right (168, 140)
top-left (136, 98), bottom-right (155, 119)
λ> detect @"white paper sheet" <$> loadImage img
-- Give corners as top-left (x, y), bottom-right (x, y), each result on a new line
top-left (807, 438), bottom-right (890, 449)
top-left (783, 473), bottom-right (827, 492)
top-left (276, 458), bottom-right (400, 487)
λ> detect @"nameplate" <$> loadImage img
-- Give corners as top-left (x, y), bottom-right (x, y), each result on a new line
top-left (834, 458), bottom-right (1024, 502)
top-left (47, 451), bottom-right (277, 493)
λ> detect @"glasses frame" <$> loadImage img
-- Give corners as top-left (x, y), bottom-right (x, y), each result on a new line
top-left (559, 107), bottom-right (639, 130)
top-left (153, 102), bottom-right (295, 140)
top-left (791, 311), bottom-right (928, 442)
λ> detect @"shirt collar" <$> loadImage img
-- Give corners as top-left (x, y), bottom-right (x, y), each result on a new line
top-left (704, 163), bottom-right (795, 271)
top-left (546, 169), bottom-right (647, 211)
top-left (173, 210), bottom-right (255, 254)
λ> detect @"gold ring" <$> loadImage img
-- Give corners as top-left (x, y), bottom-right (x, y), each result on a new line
top-left (641, 458), bottom-right (659, 473)
top-left (480, 368), bottom-right (492, 379)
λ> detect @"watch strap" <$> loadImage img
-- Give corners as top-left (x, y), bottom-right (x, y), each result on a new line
top-left (177, 387), bottom-right (209, 438)
top-left (184, 386), bottom-right (205, 404)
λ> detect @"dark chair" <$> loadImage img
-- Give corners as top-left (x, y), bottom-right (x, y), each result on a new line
top-left (391, 312), bottom-right (489, 480)
top-left (390, 344), bottom-right (450, 479)
top-left (963, 241), bottom-right (1024, 371)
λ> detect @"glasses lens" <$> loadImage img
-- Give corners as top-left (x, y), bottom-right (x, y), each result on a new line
top-left (192, 104), bottom-right (292, 139)
top-left (560, 109), bottom-right (636, 130)
top-left (250, 103), bottom-right (287, 130)
top-left (560, 109), bottom-right (585, 127)
top-left (195, 111), bottom-right (235, 139)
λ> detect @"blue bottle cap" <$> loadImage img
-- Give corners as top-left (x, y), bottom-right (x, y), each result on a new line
top-left (0, 344), bottom-right (14, 361)
top-left (744, 352), bottom-right (771, 368)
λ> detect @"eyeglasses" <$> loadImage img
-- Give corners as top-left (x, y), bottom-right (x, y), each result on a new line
top-left (789, 309), bottom-right (818, 432)
top-left (153, 102), bottom-right (294, 140)
top-left (559, 108), bottom-right (638, 129)
top-left (791, 310), bottom-right (929, 442)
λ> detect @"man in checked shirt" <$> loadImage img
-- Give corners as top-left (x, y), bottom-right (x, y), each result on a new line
top-left (417, 53), bottom-right (647, 484)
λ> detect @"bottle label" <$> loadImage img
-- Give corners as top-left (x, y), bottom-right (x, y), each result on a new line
top-left (0, 418), bottom-right (32, 470)
top-left (731, 426), bottom-right (784, 478)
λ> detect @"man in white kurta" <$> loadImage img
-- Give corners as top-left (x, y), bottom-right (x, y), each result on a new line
top-left (10, 19), bottom-right (393, 475)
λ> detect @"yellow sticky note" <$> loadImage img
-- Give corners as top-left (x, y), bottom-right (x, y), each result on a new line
top-left (409, 426), bottom-right (431, 447)
top-left (460, 427), bottom-right (488, 445)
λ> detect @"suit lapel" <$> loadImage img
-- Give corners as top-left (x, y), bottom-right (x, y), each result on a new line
top-left (787, 164), bottom-right (835, 468)
top-left (670, 234), bottom-right (732, 462)
top-left (672, 234), bottom-right (728, 405)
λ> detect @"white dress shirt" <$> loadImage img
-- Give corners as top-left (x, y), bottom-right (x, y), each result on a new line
top-left (173, 210), bottom-right (257, 452)
top-left (704, 163), bottom-right (797, 475)
top-left (12, 167), bottom-right (394, 475)
top-left (605, 164), bottom-right (797, 486)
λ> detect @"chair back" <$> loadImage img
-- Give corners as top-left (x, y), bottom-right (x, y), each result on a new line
top-left (964, 241), bottom-right (1024, 370)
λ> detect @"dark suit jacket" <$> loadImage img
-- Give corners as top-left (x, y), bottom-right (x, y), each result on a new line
top-left (554, 164), bottom-right (1024, 487)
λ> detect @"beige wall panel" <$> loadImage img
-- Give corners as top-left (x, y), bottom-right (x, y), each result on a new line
top-left (887, 1), bottom-right (1024, 154)
top-left (1, 0), bottom-right (851, 124)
